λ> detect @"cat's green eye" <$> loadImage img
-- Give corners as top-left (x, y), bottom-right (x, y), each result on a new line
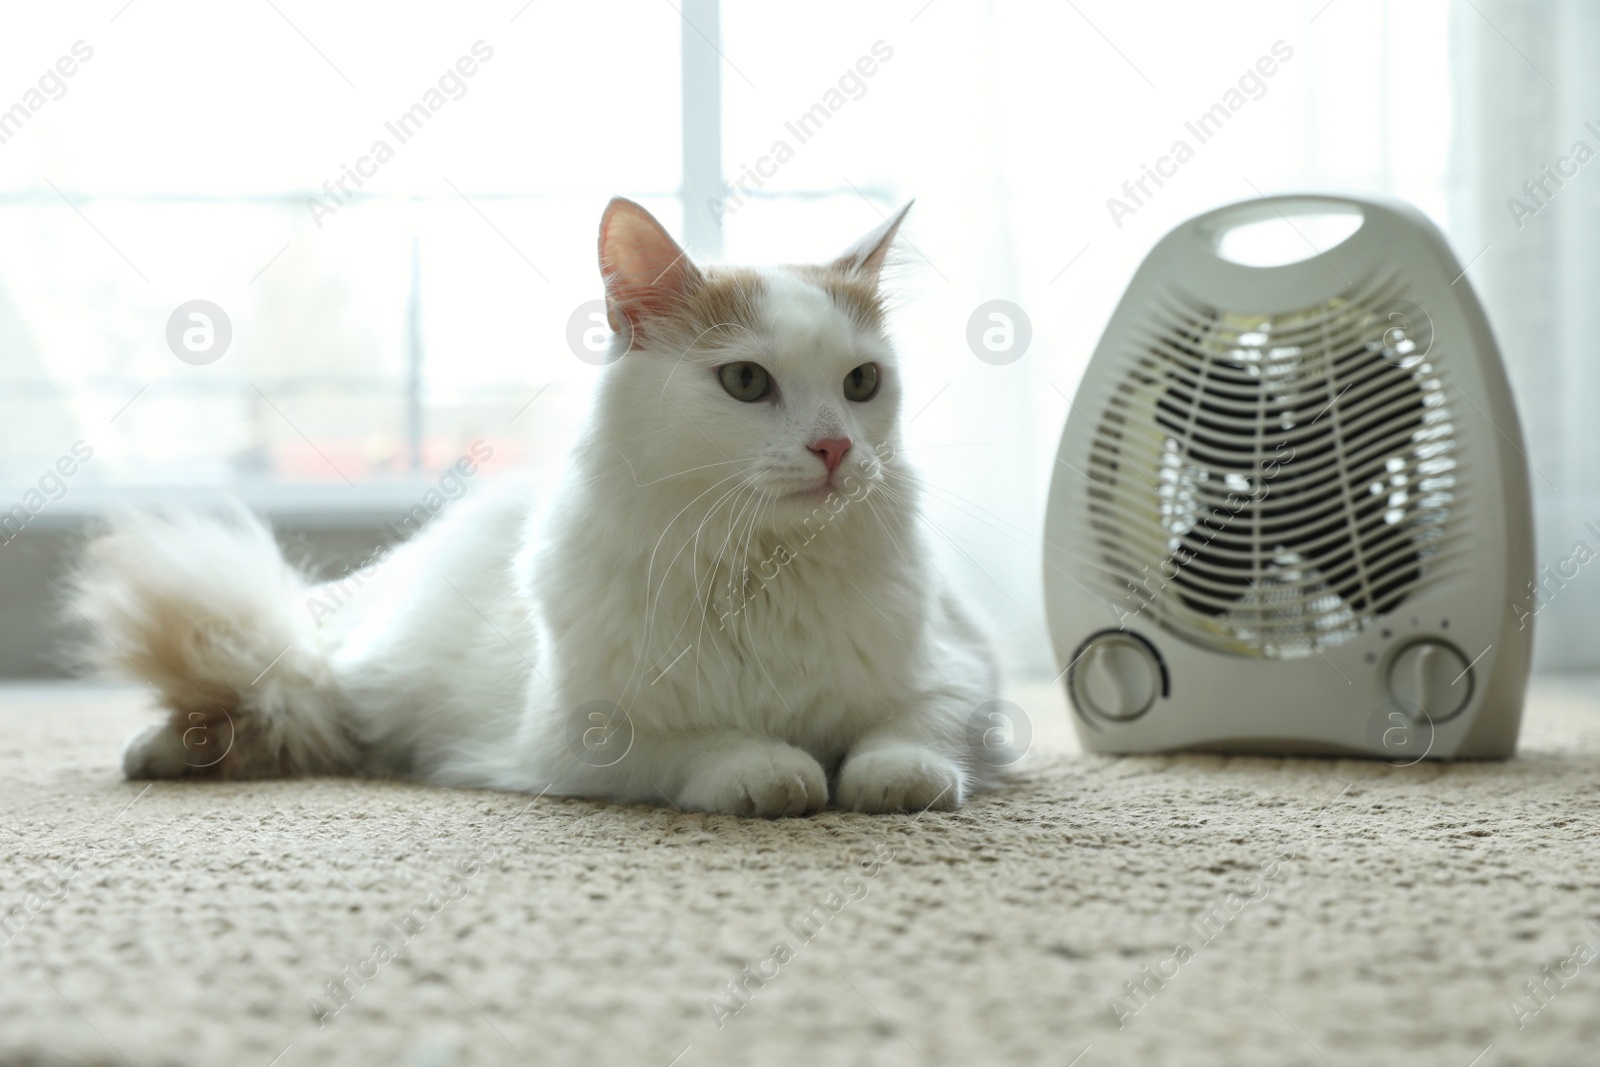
top-left (844, 362), bottom-right (879, 402)
top-left (718, 361), bottom-right (772, 402)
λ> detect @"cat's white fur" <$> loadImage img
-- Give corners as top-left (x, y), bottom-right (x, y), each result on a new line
top-left (71, 198), bottom-right (1002, 816)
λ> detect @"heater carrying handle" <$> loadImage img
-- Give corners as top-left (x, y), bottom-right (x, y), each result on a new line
top-left (1157, 193), bottom-right (1454, 312)
top-left (1193, 193), bottom-right (1365, 245)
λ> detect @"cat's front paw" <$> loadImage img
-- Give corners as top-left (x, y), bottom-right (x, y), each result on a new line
top-left (676, 744), bottom-right (828, 818)
top-left (838, 747), bottom-right (964, 813)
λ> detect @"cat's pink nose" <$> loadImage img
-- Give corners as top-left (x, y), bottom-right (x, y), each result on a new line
top-left (808, 436), bottom-right (852, 475)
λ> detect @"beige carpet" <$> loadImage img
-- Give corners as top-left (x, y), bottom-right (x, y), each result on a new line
top-left (2, 679), bottom-right (1599, 1067)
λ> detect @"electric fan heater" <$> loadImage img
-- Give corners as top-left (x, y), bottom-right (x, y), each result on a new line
top-left (1043, 195), bottom-right (1533, 759)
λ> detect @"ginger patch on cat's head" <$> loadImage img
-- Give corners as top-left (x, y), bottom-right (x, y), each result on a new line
top-left (789, 264), bottom-right (890, 335)
top-left (673, 267), bottom-right (768, 353)
top-left (591, 196), bottom-right (915, 510)
top-left (597, 196), bottom-right (910, 356)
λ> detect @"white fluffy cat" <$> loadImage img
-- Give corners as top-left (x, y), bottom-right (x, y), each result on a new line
top-left (70, 198), bottom-right (1002, 816)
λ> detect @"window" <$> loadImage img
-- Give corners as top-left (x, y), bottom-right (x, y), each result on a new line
top-left (0, 1), bottom-right (681, 506)
top-left (23, 1), bottom-right (1575, 680)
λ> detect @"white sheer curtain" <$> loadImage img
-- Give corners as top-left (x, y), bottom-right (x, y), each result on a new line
top-left (726, 0), bottom-right (1600, 681)
top-left (1450, 0), bottom-right (1600, 670)
top-left (720, 0), bottom-right (1459, 682)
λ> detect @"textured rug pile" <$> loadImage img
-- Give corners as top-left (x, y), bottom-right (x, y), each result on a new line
top-left (2, 680), bottom-right (1598, 1066)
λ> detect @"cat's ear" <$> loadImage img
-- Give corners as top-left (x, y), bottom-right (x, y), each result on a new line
top-left (830, 200), bottom-right (913, 284)
top-left (598, 197), bottom-right (703, 334)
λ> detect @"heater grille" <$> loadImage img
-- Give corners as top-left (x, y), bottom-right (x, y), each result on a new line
top-left (1085, 279), bottom-right (1462, 658)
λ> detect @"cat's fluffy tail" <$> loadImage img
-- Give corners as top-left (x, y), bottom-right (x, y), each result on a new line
top-left (67, 506), bottom-right (358, 779)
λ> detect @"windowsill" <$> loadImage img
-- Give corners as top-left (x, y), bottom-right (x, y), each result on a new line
top-left (1, 485), bottom-right (472, 678)
top-left (12, 481), bottom-right (510, 531)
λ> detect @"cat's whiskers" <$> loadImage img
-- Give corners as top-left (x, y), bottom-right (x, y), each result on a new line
top-left (729, 491), bottom-right (774, 632)
top-left (681, 479), bottom-right (772, 705)
top-left (632, 457), bottom-right (756, 488)
top-left (599, 441), bottom-right (761, 489)
top-left (639, 467), bottom-right (751, 596)
top-left (684, 481), bottom-right (773, 702)
top-left (630, 475), bottom-right (756, 708)
top-left (860, 492), bottom-right (914, 566)
top-left (871, 476), bottom-right (1046, 624)
top-left (733, 565), bottom-right (800, 720)
top-left (709, 482), bottom-right (765, 620)
top-left (889, 470), bottom-right (1135, 587)
top-left (654, 472), bottom-right (777, 666)
top-left (638, 469), bottom-right (753, 666)
top-left (892, 470), bottom-right (1037, 542)
top-left (647, 477), bottom-right (751, 638)
top-left (688, 480), bottom-right (759, 634)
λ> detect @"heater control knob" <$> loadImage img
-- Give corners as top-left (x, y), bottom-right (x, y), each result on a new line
top-left (1387, 640), bottom-right (1473, 722)
top-left (1072, 634), bottom-right (1162, 721)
